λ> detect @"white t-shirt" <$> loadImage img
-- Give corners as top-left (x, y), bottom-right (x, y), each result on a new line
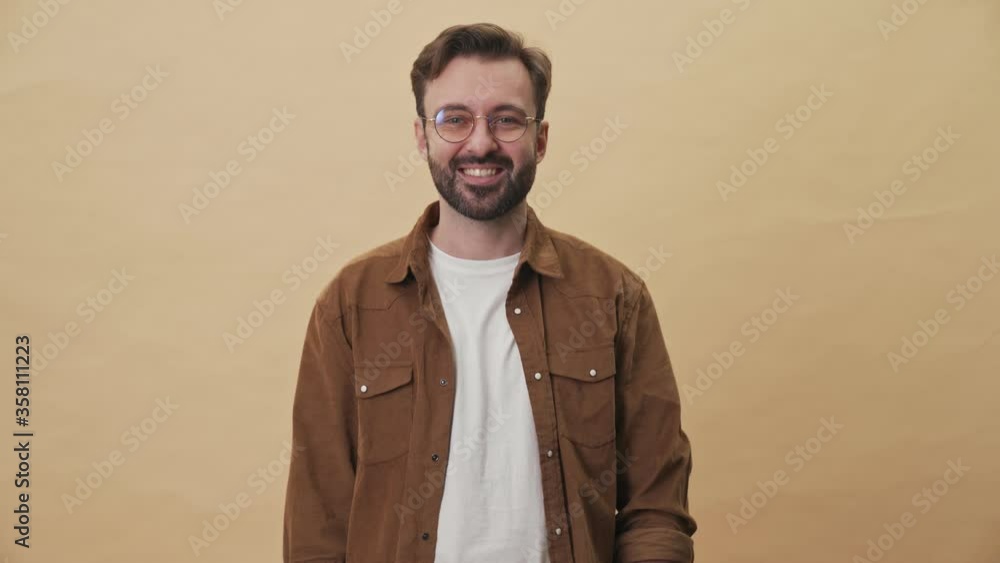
top-left (428, 237), bottom-right (551, 563)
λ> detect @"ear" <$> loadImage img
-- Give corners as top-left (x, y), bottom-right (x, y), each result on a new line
top-left (534, 120), bottom-right (549, 163)
top-left (414, 117), bottom-right (428, 159)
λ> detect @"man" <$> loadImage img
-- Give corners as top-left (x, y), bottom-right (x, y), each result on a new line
top-left (283, 23), bottom-right (696, 563)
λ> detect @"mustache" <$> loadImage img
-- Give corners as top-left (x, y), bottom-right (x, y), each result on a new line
top-left (451, 157), bottom-right (512, 170)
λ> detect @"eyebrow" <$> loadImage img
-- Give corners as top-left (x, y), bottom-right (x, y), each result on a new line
top-left (435, 103), bottom-right (529, 114)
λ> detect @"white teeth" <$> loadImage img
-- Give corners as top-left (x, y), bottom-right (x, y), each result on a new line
top-left (462, 168), bottom-right (500, 177)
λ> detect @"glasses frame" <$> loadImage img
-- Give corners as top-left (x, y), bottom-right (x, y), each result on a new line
top-left (420, 107), bottom-right (541, 143)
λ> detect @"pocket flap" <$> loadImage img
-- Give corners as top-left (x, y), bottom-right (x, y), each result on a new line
top-left (547, 345), bottom-right (616, 382)
top-left (354, 363), bottom-right (413, 398)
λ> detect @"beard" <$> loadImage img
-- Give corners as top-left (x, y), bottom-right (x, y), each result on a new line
top-left (428, 150), bottom-right (536, 222)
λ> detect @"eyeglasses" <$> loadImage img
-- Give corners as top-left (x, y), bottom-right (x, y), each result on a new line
top-left (420, 107), bottom-right (540, 143)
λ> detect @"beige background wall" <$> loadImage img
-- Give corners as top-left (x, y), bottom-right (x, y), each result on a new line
top-left (2, 0), bottom-right (998, 561)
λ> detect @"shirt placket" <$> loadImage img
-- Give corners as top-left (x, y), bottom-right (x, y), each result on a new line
top-left (506, 269), bottom-right (575, 563)
top-left (405, 260), bottom-right (459, 562)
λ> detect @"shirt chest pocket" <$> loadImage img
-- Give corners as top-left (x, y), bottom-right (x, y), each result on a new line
top-left (354, 362), bottom-right (414, 464)
top-left (547, 345), bottom-right (617, 448)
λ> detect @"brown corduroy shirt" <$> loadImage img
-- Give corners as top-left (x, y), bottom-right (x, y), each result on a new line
top-left (283, 200), bottom-right (696, 563)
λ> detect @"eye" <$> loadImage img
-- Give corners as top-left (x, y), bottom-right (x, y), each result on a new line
top-left (438, 113), bottom-right (471, 127)
top-left (491, 112), bottom-right (527, 127)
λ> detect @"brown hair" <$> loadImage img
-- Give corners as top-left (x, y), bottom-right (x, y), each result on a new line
top-left (410, 23), bottom-right (552, 120)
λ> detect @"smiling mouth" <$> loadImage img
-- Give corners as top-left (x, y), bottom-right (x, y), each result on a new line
top-left (457, 166), bottom-right (505, 177)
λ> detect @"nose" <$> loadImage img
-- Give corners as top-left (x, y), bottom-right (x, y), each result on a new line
top-left (462, 115), bottom-right (501, 155)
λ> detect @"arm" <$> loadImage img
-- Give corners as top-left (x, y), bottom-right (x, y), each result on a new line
top-left (614, 280), bottom-right (697, 563)
top-left (283, 300), bottom-right (358, 563)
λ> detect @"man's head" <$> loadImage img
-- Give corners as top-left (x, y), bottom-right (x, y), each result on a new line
top-left (411, 23), bottom-right (551, 221)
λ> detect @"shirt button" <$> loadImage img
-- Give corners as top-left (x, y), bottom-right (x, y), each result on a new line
top-left (431, 453), bottom-right (439, 462)
top-left (533, 372), bottom-right (542, 381)
top-left (359, 385), bottom-right (368, 393)
top-left (421, 532), bottom-right (430, 540)
top-left (439, 378), bottom-right (448, 386)
top-left (546, 450), bottom-right (553, 458)
top-left (554, 527), bottom-right (562, 536)
top-left (513, 307), bottom-right (522, 315)
top-left (589, 369), bottom-right (597, 377)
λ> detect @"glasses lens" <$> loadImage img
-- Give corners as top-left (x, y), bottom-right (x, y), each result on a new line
top-left (489, 109), bottom-right (528, 142)
top-left (434, 108), bottom-right (474, 142)
top-left (431, 107), bottom-right (530, 142)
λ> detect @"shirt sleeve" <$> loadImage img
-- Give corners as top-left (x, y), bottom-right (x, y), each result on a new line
top-left (283, 299), bottom-right (357, 563)
top-left (614, 279), bottom-right (697, 563)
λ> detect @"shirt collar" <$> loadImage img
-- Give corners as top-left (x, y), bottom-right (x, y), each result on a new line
top-left (384, 200), bottom-right (564, 284)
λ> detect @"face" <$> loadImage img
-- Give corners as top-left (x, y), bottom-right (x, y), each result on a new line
top-left (415, 56), bottom-right (548, 222)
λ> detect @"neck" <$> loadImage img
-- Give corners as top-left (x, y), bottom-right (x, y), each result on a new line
top-left (428, 198), bottom-right (527, 260)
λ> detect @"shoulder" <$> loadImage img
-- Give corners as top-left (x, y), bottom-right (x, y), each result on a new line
top-left (546, 226), bottom-right (646, 303)
top-left (314, 235), bottom-right (408, 317)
